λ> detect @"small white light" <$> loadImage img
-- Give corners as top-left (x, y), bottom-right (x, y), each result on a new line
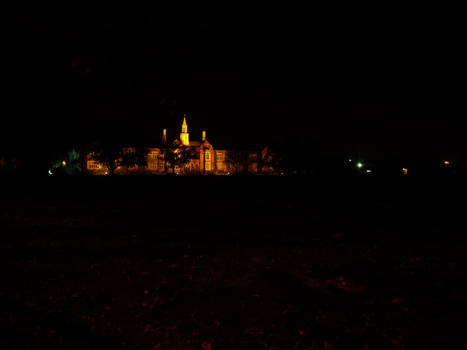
top-left (48, 170), bottom-right (52, 175)
top-left (357, 162), bottom-right (363, 168)
top-left (366, 169), bottom-right (372, 173)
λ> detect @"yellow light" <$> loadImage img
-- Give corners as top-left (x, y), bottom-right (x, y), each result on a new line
top-left (402, 168), bottom-right (408, 176)
top-left (61, 160), bottom-right (66, 167)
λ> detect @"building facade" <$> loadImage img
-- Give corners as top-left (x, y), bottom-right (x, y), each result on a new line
top-left (83, 115), bottom-right (275, 175)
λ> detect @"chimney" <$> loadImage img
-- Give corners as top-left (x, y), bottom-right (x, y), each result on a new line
top-left (202, 130), bottom-right (206, 141)
top-left (162, 129), bottom-right (167, 144)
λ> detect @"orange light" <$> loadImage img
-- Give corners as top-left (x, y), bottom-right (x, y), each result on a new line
top-left (443, 160), bottom-right (450, 165)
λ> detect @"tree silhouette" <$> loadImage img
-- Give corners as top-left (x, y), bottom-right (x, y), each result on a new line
top-left (120, 147), bottom-right (148, 173)
top-left (50, 148), bottom-right (81, 175)
top-left (163, 142), bottom-right (198, 174)
top-left (90, 143), bottom-right (147, 175)
top-left (226, 151), bottom-right (247, 174)
top-left (260, 146), bottom-right (283, 174)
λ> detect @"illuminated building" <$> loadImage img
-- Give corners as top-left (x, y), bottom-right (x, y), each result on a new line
top-left (180, 115), bottom-right (189, 146)
top-left (83, 115), bottom-right (274, 175)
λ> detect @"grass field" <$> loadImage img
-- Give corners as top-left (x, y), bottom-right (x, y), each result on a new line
top-left (1, 177), bottom-right (465, 349)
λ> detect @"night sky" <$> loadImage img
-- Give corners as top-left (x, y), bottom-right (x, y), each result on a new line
top-left (4, 3), bottom-right (465, 162)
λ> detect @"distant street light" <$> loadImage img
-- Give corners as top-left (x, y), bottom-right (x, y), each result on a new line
top-left (357, 162), bottom-right (363, 168)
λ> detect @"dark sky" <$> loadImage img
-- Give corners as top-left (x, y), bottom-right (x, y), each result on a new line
top-left (4, 3), bottom-right (465, 161)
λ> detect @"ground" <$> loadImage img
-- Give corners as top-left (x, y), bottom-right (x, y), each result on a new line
top-left (1, 177), bottom-right (465, 349)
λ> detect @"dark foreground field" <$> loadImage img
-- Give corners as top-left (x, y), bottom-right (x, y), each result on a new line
top-left (1, 177), bottom-right (466, 349)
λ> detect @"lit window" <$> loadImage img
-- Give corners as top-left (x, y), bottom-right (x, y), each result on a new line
top-left (148, 151), bottom-right (159, 160)
top-left (216, 152), bottom-right (225, 161)
top-left (205, 151), bottom-right (212, 171)
top-left (87, 160), bottom-right (100, 169)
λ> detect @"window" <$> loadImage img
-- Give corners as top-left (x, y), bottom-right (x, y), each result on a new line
top-left (148, 151), bottom-right (159, 160)
top-left (205, 150), bottom-right (212, 171)
top-left (87, 160), bottom-right (100, 169)
top-left (216, 152), bottom-right (225, 161)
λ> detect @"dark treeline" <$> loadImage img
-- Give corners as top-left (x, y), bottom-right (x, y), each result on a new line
top-left (1, 139), bottom-right (465, 177)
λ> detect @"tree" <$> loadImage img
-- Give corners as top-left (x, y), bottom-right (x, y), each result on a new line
top-left (120, 147), bottom-right (148, 173)
top-left (90, 144), bottom-right (122, 175)
top-left (90, 143), bottom-right (147, 175)
top-left (49, 148), bottom-right (81, 175)
top-left (263, 138), bottom-right (318, 175)
top-left (260, 146), bottom-right (284, 174)
top-left (0, 148), bottom-right (26, 175)
top-left (163, 142), bottom-right (198, 174)
top-left (64, 149), bottom-right (81, 174)
top-left (226, 151), bottom-right (246, 174)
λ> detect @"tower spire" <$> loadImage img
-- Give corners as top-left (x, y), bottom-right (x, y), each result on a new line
top-left (180, 114), bottom-right (189, 146)
top-left (182, 114), bottom-right (188, 133)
